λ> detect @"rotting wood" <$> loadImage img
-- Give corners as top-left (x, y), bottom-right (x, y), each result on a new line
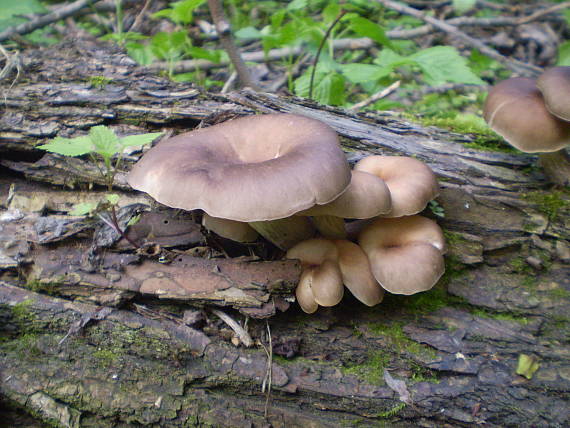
top-left (1, 40), bottom-right (570, 427)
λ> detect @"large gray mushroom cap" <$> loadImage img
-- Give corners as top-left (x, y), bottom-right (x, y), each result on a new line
top-left (127, 114), bottom-right (351, 222)
top-left (483, 77), bottom-right (570, 153)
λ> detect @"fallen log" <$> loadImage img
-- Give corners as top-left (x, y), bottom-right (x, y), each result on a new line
top-left (1, 38), bottom-right (570, 427)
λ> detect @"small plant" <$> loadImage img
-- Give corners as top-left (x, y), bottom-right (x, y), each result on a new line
top-left (38, 125), bottom-right (162, 246)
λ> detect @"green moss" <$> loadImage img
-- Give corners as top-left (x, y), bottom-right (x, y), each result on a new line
top-left (88, 75), bottom-right (113, 88)
top-left (549, 287), bottom-right (570, 299)
top-left (3, 333), bottom-right (42, 358)
top-left (342, 350), bottom-right (390, 385)
top-left (522, 190), bottom-right (570, 222)
top-left (377, 402), bottom-right (406, 419)
top-left (92, 348), bottom-right (120, 367)
top-left (367, 322), bottom-right (438, 359)
top-left (471, 309), bottom-right (530, 325)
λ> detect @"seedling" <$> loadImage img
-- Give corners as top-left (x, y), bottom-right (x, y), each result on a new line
top-left (38, 125), bottom-right (162, 247)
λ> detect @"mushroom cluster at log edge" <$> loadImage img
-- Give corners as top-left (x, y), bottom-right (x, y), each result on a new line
top-left (126, 113), bottom-right (446, 313)
top-left (483, 66), bottom-right (570, 186)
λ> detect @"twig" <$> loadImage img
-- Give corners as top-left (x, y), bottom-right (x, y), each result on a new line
top-left (374, 0), bottom-right (544, 77)
top-left (309, 10), bottom-right (347, 100)
top-left (260, 321), bottom-right (273, 418)
top-left (128, 0), bottom-right (153, 32)
top-left (211, 308), bottom-right (253, 347)
top-left (207, 0), bottom-right (261, 91)
top-left (0, 0), bottom-right (104, 42)
top-left (349, 80), bottom-right (401, 111)
top-left (516, 2), bottom-right (570, 25)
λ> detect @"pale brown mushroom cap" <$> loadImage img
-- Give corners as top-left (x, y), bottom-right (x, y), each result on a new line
top-left (483, 77), bottom-right (570, 153)
top-left (358, 216), bottom-right (446, 295)
top-left (334, 240), bottom-right (384, 306)
top-left (127, 114), bottom-right (351, 222)
top-left (354, 156), bottom-right (439, 218)
top-left (295, 269), bottom-right (319, 314)
top-left (298, 170), bottom-right (392, 219)
top-left (537, 66), bottom-right (570, 121)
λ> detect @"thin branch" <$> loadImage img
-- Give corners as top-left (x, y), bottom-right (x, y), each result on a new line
top-left (309, 10), bottom-right (346, 100)
top-left (207, 0), bottom-right (261, 91)
top-left (516, 2), bottom-right (570, 25)
top-left (349, 80), bottom-right (401, 111)
top-left (0, 0), bottom-right (104, 42)
top-left (211, 308), bottom-right (253, 347)
top-left (374, 0), bottom-right (543, 77)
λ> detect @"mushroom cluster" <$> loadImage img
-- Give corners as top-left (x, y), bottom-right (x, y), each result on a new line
top-left (483, 66), bottom-right (570, 186)
top-left (287, 155), bottom-right (446, 313)
top-left (126, 113), bottom-right (446, 313)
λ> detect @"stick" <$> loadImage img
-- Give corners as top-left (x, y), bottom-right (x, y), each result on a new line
top-left (374, 0), bottom-right (543, 76)
top-left (0, 0), bottom-right (104, 42)
top-left (211, 308), bottom-right (253, 347)
top-left (349, 80), bottom-right (401, 111)
top-left (207, 0), bottom-right (261, 91)
top-left (516, 2), bottom-right (570, 25)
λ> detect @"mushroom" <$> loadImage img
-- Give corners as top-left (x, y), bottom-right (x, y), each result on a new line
top-left (358, 216), bottom-right (446, 295)
top-left (297, 170), bottom-right (392, 238)
top-left (354, 156), bottom-right (439, 217)
top-left (483, 76), bottom-right (570, 186)
top-left (286, 238), bottom-right (343, 312)
top-left (286, 237), bottom-right (384, 312)
top-left (201, 213), bottom-right (258, 243)
top-left (127, 114), bottom-right (352, 249)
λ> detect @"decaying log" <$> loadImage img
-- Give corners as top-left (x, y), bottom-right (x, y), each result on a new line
top-left (1, 38), bottom-right (570, 427)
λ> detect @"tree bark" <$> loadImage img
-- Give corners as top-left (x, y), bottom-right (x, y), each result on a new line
top-left (1, 38), bottom-right (569, 427)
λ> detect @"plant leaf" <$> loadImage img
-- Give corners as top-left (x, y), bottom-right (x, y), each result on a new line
top-left (89, 126), bottom-right (120, 158)
top-left (340, 63), bottom-right (392, 84)
top-left (119, 132), bottom-right (163, 148)
top-left (452, 0), bottom-right (476, 14)
top-left (349, 16), bottom-right (392, 48)
top-left (69, 202), bottom-right (97, 216)
top-left (516, 354), bottom-right (540, 380)
top-left (37, 136), bottom-right (93, 157)
top-left (105, 193), bottom-right (120, 206)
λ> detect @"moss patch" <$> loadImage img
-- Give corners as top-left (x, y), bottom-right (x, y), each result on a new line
top-left (522, 190), bottom-right (570, 222)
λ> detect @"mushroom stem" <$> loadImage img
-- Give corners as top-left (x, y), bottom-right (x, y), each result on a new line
top-left (249, 217), bottom-right (315, 250)
top-left (311, 215), bottom-right (347, 239)
top-left (538, 150), bottom-right (570, 186)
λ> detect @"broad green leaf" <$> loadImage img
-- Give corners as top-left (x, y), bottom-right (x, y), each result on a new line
top-left (186, 46), bottom-right (225, 63)
top-left (152, 0), bottom-right (205, 25)
top-left (37, 136), bottom-right (93, 157)
top-left (105, 194), bottom-right (120, 206)
top-left (119, 132), bottom-right (163, 148)
top-left (340, 63), bottom-right (392, 84)
top-left (287, 0), bottom-right (308, 11)
top-left (410, 46), bottom-right (484, 86)
top-left (294, 70), bottom-right (346, 106)
top-left (373, 49), bottom-right (407, 68)
top-left (556, 41), bottom-right (570, 66)
top-left (234, 27), bottom-right (263, 40)
top-left (89, 126), bottom-right (120, 158)
top-left (349, 16), bottom-right (393, 48)
top-left (126, 42), bottom-right (156, 65)
top-left (69, 202), bottom-right (97, 216)
top-left (452, 0), bottom-right (476, 14)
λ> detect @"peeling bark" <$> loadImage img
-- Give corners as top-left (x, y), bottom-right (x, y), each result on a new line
top-left (1, 39), bottom-right (570, 427)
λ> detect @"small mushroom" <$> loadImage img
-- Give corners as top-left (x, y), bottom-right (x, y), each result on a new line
top-left (202, 213), bottom-right (258, 243)
top-left (483, 76), bottom-right (570, 186)
top-left (127, 114), bottom-right (352, 249)
top-left (286, 237), bottom-right (384, 312)
top-left (536, 66), bottom-right (570, 121)
top-left (286, 238), bottom-right (343, 310)
top-left (358, 216), bottom-right (446, 295)
top-left (354, 156), bottom-right (439, 217)
top-left (297, 170), bottom-right (392, 238)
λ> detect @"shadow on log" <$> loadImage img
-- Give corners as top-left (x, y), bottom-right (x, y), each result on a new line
top-left (1, 38), bottom-right (570, 427)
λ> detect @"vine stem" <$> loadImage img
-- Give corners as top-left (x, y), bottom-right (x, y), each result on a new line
top-left (308, 10), bottom-right (347, 100)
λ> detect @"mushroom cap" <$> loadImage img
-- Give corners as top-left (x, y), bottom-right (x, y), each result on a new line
top-left (127, 114), bottom-right (351, 222)
top-left (536, 66), bottom-right (570, 121)
top-left (295, 269), bottom-right (319, 313)
top-left (354, 156), bottom-right (439, 217)
top-left (297, 170), bottom-right (392, 219)
top-left (202, 213), bottom-right (259, 243)
top-left (483, 77), bottom-right (570, 153)
top-left (358, 216), bottom-right (446, 295)
top-left (334, 240), bottom-right (384, 306)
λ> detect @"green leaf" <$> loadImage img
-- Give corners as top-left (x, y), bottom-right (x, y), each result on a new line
top-left (234, 26), bottom-right (264, 40)
top-left (294, 69), bottom-right (346, 106)
top-left (119, 132), bottom-right (163, 148)
top-left (69, 202), bottom-right (97, 216)
top-left (287, 0), bottom-right (308, 11)
top-left (105, 193), bottom-right (120, 206)
top-left (516, 354), bottom-right (540, 380)
top-left (452, 0), bottom-right (476, 14)
top-left (349, 16), bottom-right (393, 48)
top-left (152, 0), bottom-right (205, 25)
top-left (410, 46), bottom-right (485, 86)
top-left (340, 63), bottom-right (392, 84)
top-left (37, 136), bottom-right (93, 157)
top-left (89, 126), bottom-right (120, 158)
top-left (126, 42), bottom-right (156, 66)
top-left (556, 41), bottom-right (570, 66)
